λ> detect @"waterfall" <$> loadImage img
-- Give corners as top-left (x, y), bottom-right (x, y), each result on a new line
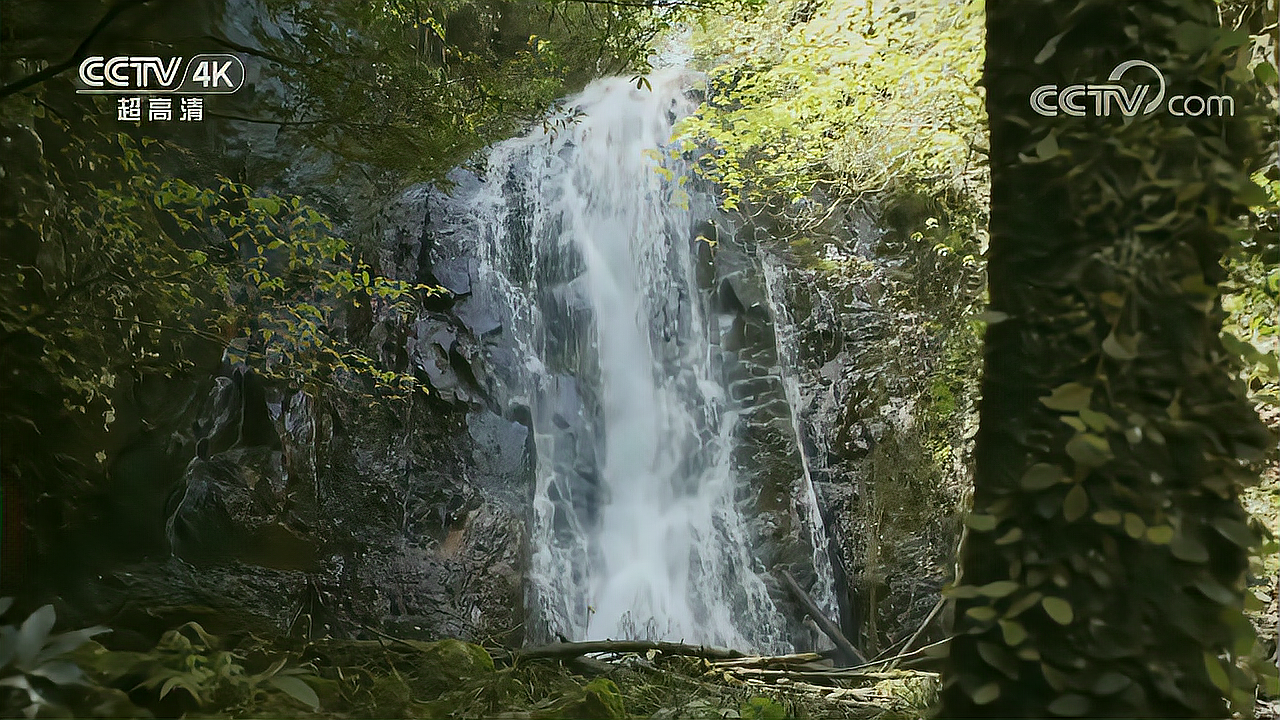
top-left (436, 67), bottom-right (836, 654)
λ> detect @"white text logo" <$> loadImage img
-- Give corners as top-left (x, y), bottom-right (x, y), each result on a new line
top-left (1031, 60), bottom-right (1234, 117)
top-left (76, 54), bottom-right (245, 95)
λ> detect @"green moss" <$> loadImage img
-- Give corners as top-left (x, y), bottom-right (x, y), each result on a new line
top-left (570, 678), bottom-right (626, 719)
top-left (417, 638), bottom-right (495, 679)
top-left (740, 695), bottom-right (788, 719)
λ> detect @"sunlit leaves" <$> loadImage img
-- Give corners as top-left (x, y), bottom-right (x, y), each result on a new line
top-left (679, 0), bottom-right (986, 218)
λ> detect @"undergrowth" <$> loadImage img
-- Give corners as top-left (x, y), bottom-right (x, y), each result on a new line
top-left (0, 602), bottom-right (937, 719)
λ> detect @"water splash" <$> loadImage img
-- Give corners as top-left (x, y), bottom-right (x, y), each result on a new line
top-left (444, 68), bottom-right (833, 653)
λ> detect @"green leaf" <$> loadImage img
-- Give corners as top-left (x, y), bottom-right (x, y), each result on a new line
top-left (995, 527), bottom-right (1023, 545)
top-left (1021, 463), bottom-right (1065, 490)
top-left (1041, 597), bottom-right (1074, 625)
top-left (973, 310), bottom-right (1009, 324)
top-left (1046, 693), bottom-right (1090, 716)
top-left (1035, 132), bottom-right (1059, 161)
top-left (1040, 383), bottom-right (1091, 411)
top-left (15, 605), bottom-right (56, 668)
top-left (1092, 509), bottom-right (1121, 526)
top-left (1122, 513), bottom-right (1146, 539)
top-left (1065, 433), bottom-right (1111, 469)
top-left (1101, 332), bottom-right (1137, 360)
top-left (1041, 662), bottom-right (1070, 691)
top-left (943, 584), bottom-right (981, 599)
top-left (269, 675), bottom-right (320, 709)
top-left (1078, 408), bottom-right (1118, 432)
top-left (966, 606), bottom-right (998, 622)
top-left (999, 619), bottom-right (1027, 646)
top-left (1255, 62), bottom-right (1279, 86)
top-left (979, 581), bottom-right (1020, 598)
top-left (1211, 517), bottom-right (1256, 548)
top-left (1034, 29), bottom-right (1068, 64)
top-left (158, 674), bottom-right (202, 704)
top-left (1204, 653), bottom-right (1231, 693)
top-left (29, 660), bottom-right (87, 687)
top-left (1193, 577), bottom-right (1237, 606)
top-left (1062, 484), bottom-right (1088, 522)
top-left (1005, 591), bottom-right (1044, 618)
top-left (1172, 22), bottom-right (1215, 53)
top-left (35, 626), bottom-right (110, 665)
top-left (1092, 672), bottom-right (1131, 695)
top-left (1170, 533), bottom-right (1210, 563)
top-left (978, 641), bottom-right (1020, 679)
top-left (1145, 525), bottom-right (1174, 544)
top-left (970, 681), bottom-right (1001, 705)
top-left (965, 514), bottom-right (998, 531)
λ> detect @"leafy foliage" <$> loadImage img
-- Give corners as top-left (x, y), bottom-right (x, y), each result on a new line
top-left (679, 0), bottom-right (986, 218)
top-left (942, 0), bottom-right (1279, 716)
top-left (0, 87), bottom-right (441, 582)
top-left (0, 601), bottom-right (159, 718)
top-left (76, 622), bottom-right (322, 715)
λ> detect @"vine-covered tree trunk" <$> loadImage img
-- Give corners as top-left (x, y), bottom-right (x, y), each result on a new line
top-left (942, 0), bottom-right (1273, 716)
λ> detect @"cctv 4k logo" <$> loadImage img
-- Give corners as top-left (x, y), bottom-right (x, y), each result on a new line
top-left (1031, 59), bottom-right (1235, 118)
top-left (75, 54), bottom-right (245, 94)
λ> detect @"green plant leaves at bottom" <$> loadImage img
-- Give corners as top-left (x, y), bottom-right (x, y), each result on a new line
top-left (15, 605), bottom-right (57, 668)
top-left (268, 675), bottom-right (320, 710)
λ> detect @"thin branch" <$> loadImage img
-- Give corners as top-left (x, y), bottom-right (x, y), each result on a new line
top-left (197, 34), bottom-right (314, 69)
top-left (501, 639), bottom-right (745, 661)
top-left (567, 0), bottom-right (721, 9)
top-left (0, 0), bottom-right (155, 100)
top-left (205, 111), bottom-right (330, 126)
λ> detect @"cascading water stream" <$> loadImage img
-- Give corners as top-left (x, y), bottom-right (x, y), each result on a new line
top-left (442, 67), bottom-right (836, 653)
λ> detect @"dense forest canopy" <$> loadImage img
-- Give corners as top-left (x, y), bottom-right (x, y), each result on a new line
top-left (0, 0), bottom-right (1277, 717)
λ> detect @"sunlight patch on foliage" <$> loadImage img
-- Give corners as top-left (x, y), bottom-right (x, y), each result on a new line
top-left (679, 0), bottom-right (986, 217)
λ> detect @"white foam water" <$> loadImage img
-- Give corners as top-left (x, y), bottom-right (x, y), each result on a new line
top-left (450, 68), bottom-right (834, 653)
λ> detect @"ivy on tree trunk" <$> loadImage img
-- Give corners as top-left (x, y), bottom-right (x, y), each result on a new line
top-left (942, 0), bottom-right (1273, 716)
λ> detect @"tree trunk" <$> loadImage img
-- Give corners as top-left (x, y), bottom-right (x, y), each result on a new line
top-left (941, 1), bottom-right (1272, 716)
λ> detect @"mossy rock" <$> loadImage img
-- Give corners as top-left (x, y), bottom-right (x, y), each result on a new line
top-left (416, 638), bottom-right (495, 680)
top-left (368, 674), bottom-right (415, 716)
top-left (550, 677), bottom-right (624, 720)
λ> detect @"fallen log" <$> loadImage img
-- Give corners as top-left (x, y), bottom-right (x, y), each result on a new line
top-left (718, 665), bottom-right (939, 686)
top-left (712, 652), bottom-right (826, 667)
top-left (507, 639), bottom-right (745, 661)
top-left (779, 569), bottom-right (867, 664)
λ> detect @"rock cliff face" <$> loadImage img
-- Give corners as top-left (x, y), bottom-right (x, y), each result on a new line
top-left (53, 3), bottom-right (970, 651)
top-left (82, 185), bottom-right (971, 656)
top-left (82, 174), bottom-right (839, 648)
top-left (757, 204), bottom-right (976, 655)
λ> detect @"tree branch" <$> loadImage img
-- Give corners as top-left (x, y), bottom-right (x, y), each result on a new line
top-left (0, 0), bottom-right (156, 100)
top-left (500, 639), bottom-right (745, 662)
